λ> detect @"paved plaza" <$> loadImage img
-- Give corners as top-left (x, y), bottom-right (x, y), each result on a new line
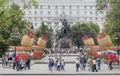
top-left (0, 53), bottom-right (120, 75)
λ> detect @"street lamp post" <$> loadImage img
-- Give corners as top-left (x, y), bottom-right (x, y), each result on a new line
top-left (11, 34), bottom-right (20, 57)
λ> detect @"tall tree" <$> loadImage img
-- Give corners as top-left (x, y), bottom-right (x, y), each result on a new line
top-left (36, 22), bottom-right (53, 48)
top-left (96, 0), bottom-right (120, 45)
top-left (0, 0), bottom-right (12, 55)
top-left (96, 0), bottom-right (117, 10)
top-left (71, 22), bottom-right (100, 48)
top-left (0, 2), bottom-right (34, 55)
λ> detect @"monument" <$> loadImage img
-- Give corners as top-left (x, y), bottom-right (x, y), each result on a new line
top-left (57, 14), bottom-right (72, 49)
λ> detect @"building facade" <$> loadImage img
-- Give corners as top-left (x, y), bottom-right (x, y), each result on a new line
top-left (12, 0), bottom-right (105, 31)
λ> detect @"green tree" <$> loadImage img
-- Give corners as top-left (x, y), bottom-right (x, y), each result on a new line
top-left (96, 0), bottom-right (120, 45)
top-left (0, 2), bottom-right (34, 55)
top-left (36, 22), bottom-right (53, 48)
top-left (71, 22), bottom-right (100, 48)
top-left (8, 3), bottom-right (33, 46)
top-left (96, 0), bottom-right (117, 10)
top-left (0, 0), bottom-right (12, 55)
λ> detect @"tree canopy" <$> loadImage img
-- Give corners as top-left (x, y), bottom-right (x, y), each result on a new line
top-left (71, 22), bottom-right (100, 48)
top-left (0, 0), bottom-right (38, 55)
top-left (96, 0), bottom-right (120, 45)
top-left (36, 22), bottom-right (53, 48)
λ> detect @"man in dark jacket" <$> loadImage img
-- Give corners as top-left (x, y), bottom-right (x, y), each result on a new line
top-left (26, 56), bottom-right (31, 69)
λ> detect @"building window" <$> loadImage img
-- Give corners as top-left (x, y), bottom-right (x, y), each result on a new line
top-left (35, 17), bottom-right (37, 20)
top-left (96, 17), bottom-right (98, 21)
top-left (90, 11), bottom-right (93, 15)
top-left (63, 5), bottom-right (65, 9)
top-left (77, 5), bottom-right (79, 9)
top-left (101, 17), bottom-right (104, 20)
top-left (29, 11), bottom-right (31, 15)
top-left (40, 11), bottom-right (43, 15)
top-left (40, 5), bottom-right (43, 9)
top-left (29, 17), bottom-right (31, 20)
top-left (40, 17), bottom-right (43, 21)
top-left (69, 5), bottom-right (71, 9)
top-left (48, 11), bottom-right (51, 15)
top-left (84, 5), bottom-right (87, 9)
top-left (90, 17), bottom-right (92, 20)
top-left (48, 5), bottom-right (50, 9)
top-left (55, 5), bottom-right (58, 9)
top-left (77, 17), bottom-right (79, 20)
top-left (35, 23), bottom-right (37, 26)
top-left (48, 17), bottom-right (50, 20)
top-left (47, 22), bottom-right (51, 25)
top-left (84, 11), bottom-right (87, 15)
top-left (77, 11), bottom-right (79, 15)
top-left (90, 5), bottom-right (93, 9)
top-left (54, 22), bottom-right (58, 25)
top-left (69, 11), bottom-right (72, 15)
top-left (62, 11), bottom-right (65, 14)
top-left (34, 11), bottom-right (37, 15)
top-left (95, 11), bottom-right (98, 16)
top-left (55, 11), bottom-right (58, 15)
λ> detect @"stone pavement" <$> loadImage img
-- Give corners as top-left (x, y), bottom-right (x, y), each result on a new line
top-left (0, 64), bottom-right (120, 75)
top-left (0, 53), bottom-right (120, 75)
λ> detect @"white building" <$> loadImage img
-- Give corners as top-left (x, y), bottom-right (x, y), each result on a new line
top-left (11, 0), bottom-right (106, 31)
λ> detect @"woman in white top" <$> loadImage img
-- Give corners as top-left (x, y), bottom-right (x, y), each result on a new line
top-left (75, 57), bottom-right (80, 72)
top-left (92, 58), bottom-right (98, 72)
top-left (61, 59), bottom-right (65, 71)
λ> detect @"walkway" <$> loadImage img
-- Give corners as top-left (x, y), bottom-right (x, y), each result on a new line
top-left (0, 53), bottom-right (120, 75)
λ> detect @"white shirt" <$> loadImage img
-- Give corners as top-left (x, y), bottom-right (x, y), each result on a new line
top-left (61, 60), bottom-right (65, 66)
top-left (92, 59), bottom-right (96, 65)
top-left (57, 60), bottom-right (61, 66)
top-left (75, 59), bottom-right (80, 64)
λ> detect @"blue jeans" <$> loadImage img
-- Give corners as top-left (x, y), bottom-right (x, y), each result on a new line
top-left (76, 63), bottom-right (79, 72)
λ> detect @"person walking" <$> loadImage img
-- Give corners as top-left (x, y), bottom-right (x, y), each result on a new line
top-left (96, 57), bottom-right (101, 70)
top-left (49, 59), bottom-right (54, 72)
top-left (54, 58), bottom-right (58, 71)
top-left (75, 57), bottom-right (80, 72)
top-left (92, 57), bottom-right (98, 72)
top-left (57, 59), bottom-right (61, 71)
top-left (82, 56), bottom-right (87, 71)
top-left (61, 59), bottom-right (65, 71)
top-left (109, 57), bottom-right (113, 70)
top-left (19, 57), bottom-right (24, 70)
top-left (26, 56), bottom-right (31, 70)
top-left (2, 55), bottom-right (5, 67)
top-left (5, 55), bottom-right (8, 67)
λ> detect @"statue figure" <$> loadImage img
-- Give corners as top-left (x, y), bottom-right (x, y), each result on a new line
top-left (59, 14), bottom-right (71, 38)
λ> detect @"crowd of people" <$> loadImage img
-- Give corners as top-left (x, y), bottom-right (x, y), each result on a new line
top-left (75, 53), bottom-right (114, 72)
top-left (47, 51), bottom-right (114, 72)
top-left (2, 53), bottom-right (31, 71)
top-left (1, 50), bottom-right (114, 72)
top-left (48, 57), bottom-right (65, 72)
top-left (50, 48), bottom-right (76, 55)
top-left (2, 54), bottom-right (12, 67)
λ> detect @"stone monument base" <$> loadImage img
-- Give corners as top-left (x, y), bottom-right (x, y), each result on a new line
top-left (57, 38), bottom-right (72, 48)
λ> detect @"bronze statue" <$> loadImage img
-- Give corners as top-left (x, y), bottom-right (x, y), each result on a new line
top-left (59, 14), bottom-right (71, 38)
